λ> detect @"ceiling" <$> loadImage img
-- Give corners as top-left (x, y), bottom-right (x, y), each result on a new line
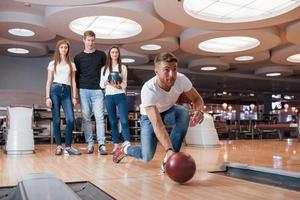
top-left (1, 0), bottom-right (300, 103)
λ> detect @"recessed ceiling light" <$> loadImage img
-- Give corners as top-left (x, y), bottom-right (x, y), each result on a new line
top-left (7, 48), bottom-right (29, 54)
top-left (201, 66), bottom-right (217, 71)
top-left (121, 58), bottom-right (135, 63)
top-left (287, 53), bottom-right (300, 63)
top-left (69, 16), bottom-right (142, 39)
top-left (183, 0), bottom-right (300, 23)
top-left (198, 36), bottom-right (260, 53)
top-left (8, 28), bottom-right (35, 37)
top-left (140, 44), bottom-right (161, 51)
top-left (266, 72), bottom-right (281, 77)
top-left (235, 56), bottom-right (254, 61)
top-left (249, 93), bottom-right (255, 96)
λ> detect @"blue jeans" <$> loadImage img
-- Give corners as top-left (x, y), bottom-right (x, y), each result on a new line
top-left (105, 93), bottom-right (130, 144)
top-left (127, 105), bottom-right (190, 162)
top-left (50, 82), bottom-right (74, 147)
top-left (79, 89), bottom-right (105, 146)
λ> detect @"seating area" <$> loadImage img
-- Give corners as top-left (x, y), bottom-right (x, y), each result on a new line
top-left (214, 119), bottom-right (300, 140)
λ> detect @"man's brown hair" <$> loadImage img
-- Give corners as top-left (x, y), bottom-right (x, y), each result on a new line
top-left (83, 30), bottom-right (95, 39)
top-left (154, 52), bottom-right (178, 66)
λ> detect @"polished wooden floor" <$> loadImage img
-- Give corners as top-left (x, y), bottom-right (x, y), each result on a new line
top-left (1, 139), bottom-right (300, 200)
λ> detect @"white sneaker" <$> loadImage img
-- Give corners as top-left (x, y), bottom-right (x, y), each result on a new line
top-left (99, 144), bottom-right (108, 155)
top-left (55, 145), bottom-right (63, 155)
top-left (64, 147), bottom-right (81, 155)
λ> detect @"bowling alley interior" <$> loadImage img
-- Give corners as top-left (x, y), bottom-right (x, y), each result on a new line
top-left (1, 0), bottom-right (300, 199)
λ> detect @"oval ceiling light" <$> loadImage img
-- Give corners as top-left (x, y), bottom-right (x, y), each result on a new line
top-left (198, 36), bottom-right (260, 53)
top-left (201, 66), bottom-right (217, 71)
top-left (188, 57), bottom-right (230, 72)
top-left (183, 0), bottom-right (300, 23)
top-left (46, 1), bottom-right (164, 44)
top-left (0, 12), bottom-right (56, 42)
top-left (0, 37), bottom-right (48, 57)
top-left (235, 56), bottom-right (254, 61)
top-left (8, 28), bottom-right (35, 37)
top-left (266, 72), bottom-right (281, 77)
top-left (287, 54), bottom-right (300, 63)
top-left (122, 58), bottom-right (135, 63)
top-left (119, 48), bottom-right (149, 66)
top-left (140, 44), bottom-right (161, 51)
top-left (181, 27), bottom-right (280, 56)
top-left (7, 47), bottom-right (29, 54)
top-left (123, 37), bottom-right (179, 54)
top-left (221, 51), bottom-right (269, 64)
top-left (154, 0), bottom-right (300, 30)
top-left (271, 44), bottom-right (300, 65)
top-left (69, 16), bottom-right (142, 39)
top-left (255, 66), bottom-right (293, 77)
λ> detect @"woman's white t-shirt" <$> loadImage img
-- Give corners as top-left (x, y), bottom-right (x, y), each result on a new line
top-left (140, 72), bottom-right (193, 115)
top-left (47, 61), bottom-right (76, 86)
top-left (100, 64), bottom-right (127, 95)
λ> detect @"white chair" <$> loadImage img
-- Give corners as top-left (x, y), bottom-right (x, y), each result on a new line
top-left (5, 106), bottom-right (35, 154)
top-left (185, 113), bottom-right (220, 147)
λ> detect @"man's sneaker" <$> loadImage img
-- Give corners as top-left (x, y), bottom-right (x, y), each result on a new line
top-left (55, 145), bottom-right (63, 155)
top-left (87, 145), bottom-right (94, 154)
top-left (112, 141), bottom-right (130, 163)
top-left (99, 145), bottom-right (108, 155)
top-left (111, 144), bottom-right (119, 154)
top-left (64, 147), bottom-right (81, 155)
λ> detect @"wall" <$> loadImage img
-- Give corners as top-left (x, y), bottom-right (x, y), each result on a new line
top-left (0, 55), bottom-right (51, 107)
top-left (0, 55), bottom-right (51, 91)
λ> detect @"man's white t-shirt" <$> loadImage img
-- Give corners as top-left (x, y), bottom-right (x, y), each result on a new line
top-left (140, 72), bottom-right (192, 115)
top-left (47, 61), bottom-right (76, 86)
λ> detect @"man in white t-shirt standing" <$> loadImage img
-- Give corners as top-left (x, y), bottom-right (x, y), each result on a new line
top-left (113, 52), bottom-right (204, 171)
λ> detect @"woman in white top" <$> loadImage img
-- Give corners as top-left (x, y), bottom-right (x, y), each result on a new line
top-left (45, 39), bottom-right (81, 155)
top-left (100, 46), bottom-right (131, 154)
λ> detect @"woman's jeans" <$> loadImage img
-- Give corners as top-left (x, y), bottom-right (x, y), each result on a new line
top-left (50, 82), bottom-right (74, 147)
top-left (105, 93), bottom-right (130, 144)
top-left (127, 105), bottom-right (190, 162)
top-left (79, 89), bottom-right (105, 147)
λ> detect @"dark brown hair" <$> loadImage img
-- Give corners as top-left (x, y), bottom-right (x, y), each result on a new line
top-left (103, 46), bottom-right (122, 75)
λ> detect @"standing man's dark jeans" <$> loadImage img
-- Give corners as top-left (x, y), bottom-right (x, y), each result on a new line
top-left (50, 82), bottom-right (74, 147)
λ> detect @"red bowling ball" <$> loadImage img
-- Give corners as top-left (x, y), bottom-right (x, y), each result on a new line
top-left (166, 152), bottom-right (196, 184)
